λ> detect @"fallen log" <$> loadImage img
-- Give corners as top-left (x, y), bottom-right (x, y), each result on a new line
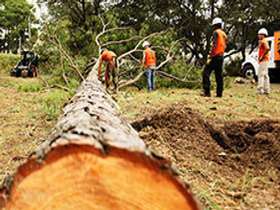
top-left (0, 64), bottom-right (200, 210)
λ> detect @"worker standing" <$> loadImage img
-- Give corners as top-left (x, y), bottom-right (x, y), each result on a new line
top-left (257, 28), bottom-right (270, 95)
top-left (142, 41), bottom-right (157, 92)
top-left (202, 17), bottom-right (228, 97)
top-left (98, 48), bottom-right (118, 91)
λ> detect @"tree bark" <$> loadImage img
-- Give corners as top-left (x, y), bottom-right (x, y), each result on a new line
top-left (0, 64), bottom-right (200, 210)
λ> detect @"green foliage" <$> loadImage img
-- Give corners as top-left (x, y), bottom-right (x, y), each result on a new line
top-left (225, 58), bottom-right (243, 77)
top-left (41, 90), bottom-right (70, 121)
top-left (17, 82), bottom-right (43, 93)
top-left (36, 0), bottom-right (280, 91)
top-left (157, 58), bottom-right (202, 89)
top-left (0, 53), bottom-right (20, 74)
top-left (0, 0), bottom-right (36, 52)
top-left (34, 20), bottom-right (88, 90)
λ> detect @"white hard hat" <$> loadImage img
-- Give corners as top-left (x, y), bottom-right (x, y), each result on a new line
top-left (212, 17), bottom-right (223, 26)
top-left (258, 28), bottom-right (268, 36)
top-left (142, 41), bottom-right (150, 48)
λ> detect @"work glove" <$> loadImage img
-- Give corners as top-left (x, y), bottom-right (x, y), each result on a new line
top-left (206, 56), bottom-right (212, 65)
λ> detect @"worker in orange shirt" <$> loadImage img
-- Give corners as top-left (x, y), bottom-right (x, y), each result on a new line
top-left (202, 17), bottom-right (228, 97)
top-left (142, 41), bottom-right (157, 92)
top-left (98, 48), bottom-right (117, 91)
top-left (257, 28), bottom-right (270, 95)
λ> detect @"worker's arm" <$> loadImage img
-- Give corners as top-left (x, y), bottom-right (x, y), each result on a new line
top-left (225, 34), bottom-right (229, 45)
top-left (210, 31), bottom-right (218, 57)
top-left (154, 52), bottom-right (157, 67)
top-left (259, 41), bottom-right (270, 62)
top-left (98, 57), bottom-right (103, 81)
top-left (142, 50), bottom-right (146, 69)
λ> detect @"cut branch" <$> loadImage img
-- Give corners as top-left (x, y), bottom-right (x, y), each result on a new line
top-left (117, 38), bottom-right (185, 89)
top-left (101, 36), bottom-right (142, 47)
top-left (117, 30), bottom-right (168, 62)
top-left (156, 71), bottom-right (200, 83)
top-left (49, 35), bottom-right (85, 81)
top-left (118, 70), bottom-right (146, 89)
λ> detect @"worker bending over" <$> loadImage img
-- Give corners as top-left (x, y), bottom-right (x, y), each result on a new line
top-left (98, 48), bottom-right (118, 91)
top-left (202, 17), bottom-right (228, 97)
top-left (142, 41), bottom-right (157, 92)
top-left (257, 28), bottom-right (270, 95)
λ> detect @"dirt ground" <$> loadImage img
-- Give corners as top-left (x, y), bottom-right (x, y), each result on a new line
top-left (131, 104), bottom-right (280, 209)
top-left (0, 76), bottom-right (67, 183)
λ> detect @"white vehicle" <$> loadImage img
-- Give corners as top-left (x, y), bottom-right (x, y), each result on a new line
top-left (242, 32), bottom-right (280, 80)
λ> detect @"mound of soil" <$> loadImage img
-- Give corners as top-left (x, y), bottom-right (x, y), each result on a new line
top-left (132, 103), bottom-right (280, 178)
top-left (132, 103), bottom-right (280, 209)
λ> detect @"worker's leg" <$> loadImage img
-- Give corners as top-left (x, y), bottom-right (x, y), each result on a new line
top-left (214, 56), bottom-right (224, 97)
top-left (263, 62), bottom-right (270, 94)
top-left (111, 66), bottom-right (118, 91)
top-left (146, 68), bottom-right (153, 91)
top-left (257, 62), bottom-right (265, 94)
top-left (202, 60), bottom-right (214, 96)
top-left (151, 69), bottom-right (155, 90)
top-left (105, 64), bottom-right (110, 89)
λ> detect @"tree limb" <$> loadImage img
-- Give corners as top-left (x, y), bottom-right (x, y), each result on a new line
top-left (117, 30), bottom-right (168, 62)
top-left (48, 34), bottom-right (85, 81)
top-left (118, 71), bottom-right (146, 89)
top-left (156, 71), bottom-right (200, 83)
top-left (101, 36), bottom-right (142, 47)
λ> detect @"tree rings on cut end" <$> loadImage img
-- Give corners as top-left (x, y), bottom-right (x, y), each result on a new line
top-left (1, 144), bottom-right (199, 210)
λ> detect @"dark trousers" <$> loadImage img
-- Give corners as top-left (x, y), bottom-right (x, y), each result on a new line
top-left (202, 56), bottom-right (224, 97)
top-left (145, 68), bottom-right (155, 91)
top-left (105, 60), bottom-right (117, 90)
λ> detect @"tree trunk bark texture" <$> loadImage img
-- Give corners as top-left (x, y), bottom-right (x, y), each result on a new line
top-left (0, 64), bottom-right (200, 210)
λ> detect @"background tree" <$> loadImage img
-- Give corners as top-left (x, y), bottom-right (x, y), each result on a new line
top-left (35, 0), bottom-right (280, 89)
top-left (0, 0), bottom-right (36, 52)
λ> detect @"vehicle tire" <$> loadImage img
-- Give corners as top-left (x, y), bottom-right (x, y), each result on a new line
top-left (21, 69), bottom-right (29, 78)
top-left (243, 64), bottom-right (257, 81)
top-left (10, 69), bottom-right (16, 77)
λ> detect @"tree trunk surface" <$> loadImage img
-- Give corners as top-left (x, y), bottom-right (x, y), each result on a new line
top-left (0, 65), bottom-right (200, 210)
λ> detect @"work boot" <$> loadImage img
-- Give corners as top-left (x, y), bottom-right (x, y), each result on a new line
top-left (200, 91), bottom-right (211, 97)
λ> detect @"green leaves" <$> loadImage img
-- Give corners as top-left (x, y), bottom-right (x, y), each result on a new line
top-left (0, 0), bottom-right (35, 52)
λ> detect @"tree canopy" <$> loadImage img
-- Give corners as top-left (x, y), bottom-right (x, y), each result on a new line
top-left (39, 0), bottom-right (280, 64)
top-left (0, 0), bottom-right (35, 52)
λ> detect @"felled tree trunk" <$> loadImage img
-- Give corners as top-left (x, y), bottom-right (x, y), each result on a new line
top-left (0, 65), bottom-right (200, 210)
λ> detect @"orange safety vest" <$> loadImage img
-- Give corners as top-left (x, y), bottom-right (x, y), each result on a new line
top-left (211, 29), bottom-right (227, 57)
top-left (101, 50), bottom-right (117, 62)
top-left (258, 39), bottom-right (270, 63)
top-left (144, 48), bottom-right (156, 68)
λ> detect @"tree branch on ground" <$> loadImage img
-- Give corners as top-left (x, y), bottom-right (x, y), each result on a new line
top-left (156, 71), bottom-right (200, 83)
top-left (118, 38), bottom-right (188, 89)
top-left (117, 30), bottom-right (169, 62)
top-left (48, 33), bottom-right (85, 81)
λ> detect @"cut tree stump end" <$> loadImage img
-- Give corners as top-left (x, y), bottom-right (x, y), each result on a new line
top-left (0, 142), bottom-right (199, 210)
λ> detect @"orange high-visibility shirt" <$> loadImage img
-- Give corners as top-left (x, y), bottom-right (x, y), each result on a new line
top-left (211, 29), bottom-right (227, 57)
top-left (144, 48), bottom-right (156, 68)
top-left (101, 50), bottom-right (117, 62)
top-left (258, 38), bottom-right (270, 63)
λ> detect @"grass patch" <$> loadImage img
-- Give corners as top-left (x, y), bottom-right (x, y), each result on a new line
top-left (117, 83), bottom-right (280, 122)
top-left (0, 53), bottom-right (20, 74)
top-left (197, 189), bottom-right (223, 210)
top-left (17, 82), bottom-right (43, 92)
top-left (41, 90), bottom-right (70, 120)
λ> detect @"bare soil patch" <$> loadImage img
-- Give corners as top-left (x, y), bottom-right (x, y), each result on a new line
top-left (132, 104), bottom-right (280, 209)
